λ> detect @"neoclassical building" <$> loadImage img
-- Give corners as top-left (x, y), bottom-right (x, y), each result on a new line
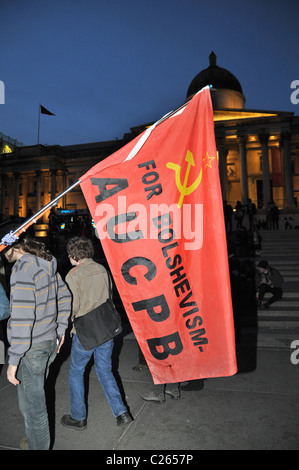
top-left (187, 52), bottom-right (299, 211)
top-left (0, 51), bottom-right (299, 232)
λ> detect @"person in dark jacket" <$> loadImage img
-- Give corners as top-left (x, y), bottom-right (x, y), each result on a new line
top-left (255, 260), bottom-right (283, 308)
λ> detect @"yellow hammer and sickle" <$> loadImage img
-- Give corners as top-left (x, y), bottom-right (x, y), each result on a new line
top-left (166, 150), bottom-right (202, 208)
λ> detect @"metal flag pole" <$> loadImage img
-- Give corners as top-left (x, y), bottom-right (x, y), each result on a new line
top-left (0, 180), bottom-right (81, 252)
top-left (0, 86), bottom-right (213, 252)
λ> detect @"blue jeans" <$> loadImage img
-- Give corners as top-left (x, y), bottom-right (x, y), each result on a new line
top-left (69, 334), bottom-right (127, 420)
top-left (17, 339), bottom-right (57, 450)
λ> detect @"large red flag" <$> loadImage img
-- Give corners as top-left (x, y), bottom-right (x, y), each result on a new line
top-left (80, 86), bottom-right (237, 384)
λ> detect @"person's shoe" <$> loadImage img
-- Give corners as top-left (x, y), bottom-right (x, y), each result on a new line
top-left (141, 391), bottom-right (165, 404)
top-left (181, 379), bottom-right (205, 391)
top-left (60, 414), bottom-right (87, 430)
top-left (165, 389), bottom-right (181, 400)
top-left (116, 411), bottom-right (133, 426)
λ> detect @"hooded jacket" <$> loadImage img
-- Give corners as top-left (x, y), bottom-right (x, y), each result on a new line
top-left (7, 253), bottom-right (72, 365)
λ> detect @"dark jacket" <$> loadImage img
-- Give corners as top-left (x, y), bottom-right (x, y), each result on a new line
top-left (255, 266), bottom-right (284, 290)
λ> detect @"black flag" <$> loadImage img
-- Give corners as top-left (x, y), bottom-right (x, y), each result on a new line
top-left (40, 105), bottom-right (55, 116)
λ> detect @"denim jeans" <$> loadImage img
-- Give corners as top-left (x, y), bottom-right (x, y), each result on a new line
top-left (17, 339), bottom-right (57, 450)
top-left (69, 334), bottom-right (127, 420)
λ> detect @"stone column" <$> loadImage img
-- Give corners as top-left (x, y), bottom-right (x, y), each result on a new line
top-left (217, 139), bottom-right (229, 201)
top-left (14, 173), bottom-right (20, 217)
top-left (237, 135), bottom-right (248, 204)
top-left (35, 171), bottom-right (41, 212)
top-left (22, 176), bottom-right (28, 218)
top-left (280, 131), bottom-right (295, 208)
top-left (62, 171), bottom-right (68, 208)
top-left (1, 174), bottom-right (6, 217)
top-left (259, 133), bottom-right (271, 207)
top-left (50, 169), bottom-right (57, 201)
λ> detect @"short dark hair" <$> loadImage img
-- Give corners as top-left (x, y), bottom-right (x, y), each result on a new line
top-left (258, 260), bottom-right (269, 269)
top-left (66, 236), bottom-right (94, 261)
top-left (12, 237), bottom-right (53, 261)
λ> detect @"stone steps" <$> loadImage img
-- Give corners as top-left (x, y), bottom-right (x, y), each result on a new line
top-left (245, 230), bottom-right (299, 349)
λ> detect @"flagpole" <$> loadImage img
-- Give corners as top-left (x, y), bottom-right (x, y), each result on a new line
top-left (37, 104), bottom-right (41, 145)
top-left (0, 180), bottom-right (81, 252)
top-left (0, 88), bottom-right (212, 252)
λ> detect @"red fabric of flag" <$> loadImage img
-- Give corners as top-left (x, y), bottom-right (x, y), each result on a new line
top-left (80, 87), bottom-right (237, 384)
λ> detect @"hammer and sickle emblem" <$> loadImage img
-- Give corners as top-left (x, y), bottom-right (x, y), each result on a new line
top-left (166, 150), bottom-right (202, 208)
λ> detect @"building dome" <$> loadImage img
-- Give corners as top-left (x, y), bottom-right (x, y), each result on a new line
top-left (186, 52), bottom-right (246, 109)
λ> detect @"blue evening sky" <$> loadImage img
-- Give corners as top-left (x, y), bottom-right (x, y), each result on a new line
top-left (0, 0), bottom-right (298, 146)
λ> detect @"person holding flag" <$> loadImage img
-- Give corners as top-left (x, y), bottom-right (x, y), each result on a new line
top-left (4, 235), bottom-right (71, 450)
top-left (0, 86), bottom-right (237, 399)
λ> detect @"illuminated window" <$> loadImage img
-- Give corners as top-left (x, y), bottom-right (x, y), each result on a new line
top-left (2, 144), bottom-right (12, 154)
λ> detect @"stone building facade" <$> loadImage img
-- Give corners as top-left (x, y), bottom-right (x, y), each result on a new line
top-left (0, 52), bottom-right (298, 232)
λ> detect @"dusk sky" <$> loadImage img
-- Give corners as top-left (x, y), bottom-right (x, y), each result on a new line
top-left (0, 0), bottom-right (298, 147)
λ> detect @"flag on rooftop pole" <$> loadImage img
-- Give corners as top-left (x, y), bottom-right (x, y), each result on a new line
top-left (80, 86), bottom-right (237, 384)
top-left (38, 104), bottom-right (55, 144)
top-left (40, 104), bottom-right (55, 116)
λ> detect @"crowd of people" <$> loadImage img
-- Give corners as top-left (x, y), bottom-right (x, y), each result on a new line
top-left (0, 201), bottom-right (287, 449)
top-left (0, 234), bottom-right (133, 450)
top-left (223, 199), bottom-right (283, 233)
top-left (47, 208), bottom-right (96, 256)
